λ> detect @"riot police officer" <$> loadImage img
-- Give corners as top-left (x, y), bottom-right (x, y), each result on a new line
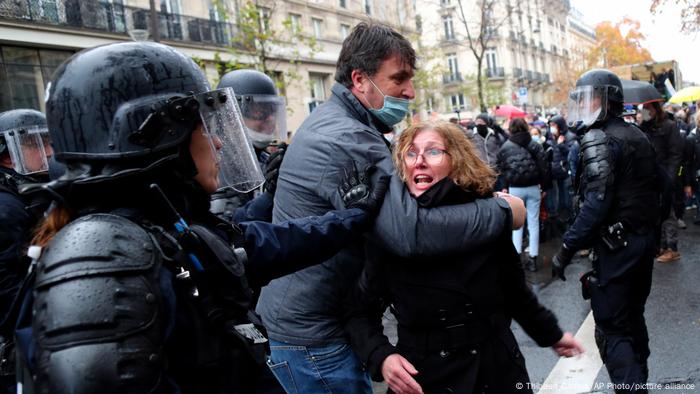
top-left (211, 69), bottom-right (288, 222)
top-left (15, 41), bottom-right (385, 394)
top-left (552, 69), bottom-right (658, 393)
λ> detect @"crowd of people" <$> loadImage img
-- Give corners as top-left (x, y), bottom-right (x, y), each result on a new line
top-left (0, 20), bottom-right (695, 394)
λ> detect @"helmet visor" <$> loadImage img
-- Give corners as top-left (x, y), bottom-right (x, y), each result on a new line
top-left (196, 87), bottom-right (264, 193)
top-left (567, 85), bottom-right (608, 128)
top-left (3, 126), bottom-right (52, 175)
top-left (238, 95), bottom-right (287, 145)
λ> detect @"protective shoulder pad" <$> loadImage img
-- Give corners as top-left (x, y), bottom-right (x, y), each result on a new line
top-left (35, 213), bottom-right (156, 288)
top-left (581, 129), bottom-right (613, 200)
top-left (32, 213), bottom-right (166, 393)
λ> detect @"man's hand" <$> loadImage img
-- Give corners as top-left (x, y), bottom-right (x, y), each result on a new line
top-left (263, 142), bottom-right (287, 195)
top-left (552, 245), bottom-right (575, 281)
top-left (557, 134), bottom-right (566, 144)
top-left (381, 354), bottom-right (423, 394)
top-left (495, 192), bottom-right (525, 229)
top-left (552, 332), bottom-right (585, 358)
top-left (684, 185), bottom-right (693, 199)
top-left (338, 164), bottom-right (389, 215)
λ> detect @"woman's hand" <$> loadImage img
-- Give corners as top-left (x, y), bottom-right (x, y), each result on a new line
top-left (381, 354), bottom-right (423, 394)
top-left (495, 192), bottom-right (525, 230)
top-left (551, 332), bottom-right (585, 358)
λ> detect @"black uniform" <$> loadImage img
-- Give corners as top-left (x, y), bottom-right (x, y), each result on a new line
top-left (346, 178), bottom-right (563, 394)
top-left (561, 118), bottom-right (657, 392)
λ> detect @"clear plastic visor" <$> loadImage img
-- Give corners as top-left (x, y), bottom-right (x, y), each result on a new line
top-left (194, 87), bottom-right (264, 193)
top-left (237, 95), bottom-right (287, 145)
top-left (567, 86), bottom-right (608, 128)
top-left (3, 126), bottom-right (52, 175)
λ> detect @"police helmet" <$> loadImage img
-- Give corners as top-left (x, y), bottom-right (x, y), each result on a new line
top-left (217, 69), bottom-right (287, 149)
top-left (46, 42), bottom-right (263, 192)
top-left (567, 69), bottom-right (623, 130)
top-left (0, 109), bottom-right (53, 175)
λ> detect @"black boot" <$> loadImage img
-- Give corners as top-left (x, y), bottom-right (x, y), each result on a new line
top-left (525, 255), bottom-right (538, 272)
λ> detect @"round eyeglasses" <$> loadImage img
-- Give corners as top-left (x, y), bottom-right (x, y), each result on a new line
top-left (404, 148), bottom-right (449, 166)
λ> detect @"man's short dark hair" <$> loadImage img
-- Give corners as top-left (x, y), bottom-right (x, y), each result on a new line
top-left (335, 22), bottom-right (416, 88)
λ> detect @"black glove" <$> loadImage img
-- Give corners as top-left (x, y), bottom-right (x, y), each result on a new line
top-left (338, 163), bottom-right (389, 215)
top-left (552, 245), bottom-right (575, 281)
top-left (263, 143), bottom-right (288, 195)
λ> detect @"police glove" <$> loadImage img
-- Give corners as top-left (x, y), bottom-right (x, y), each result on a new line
top-left (263, 143), bottom-right (287, 195)
top-left (552, 245), bottom-right (575, 281)
top-left (338, 163), bottom-right (389, 215)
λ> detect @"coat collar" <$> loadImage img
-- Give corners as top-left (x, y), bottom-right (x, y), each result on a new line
top-left (330, 83), bottom-right (393, 134)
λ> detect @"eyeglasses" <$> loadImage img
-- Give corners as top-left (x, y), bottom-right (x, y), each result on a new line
top-left (404, 148), bottom-right (449, 166)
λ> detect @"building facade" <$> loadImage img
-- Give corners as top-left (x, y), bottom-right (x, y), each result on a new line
top-left (416, 0), bottom-right (594, 118)
top-left (0, 0), bottom-right (416, 136)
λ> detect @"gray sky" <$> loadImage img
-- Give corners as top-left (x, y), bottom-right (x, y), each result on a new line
top-left (571, 0), bottom-right (700, 85)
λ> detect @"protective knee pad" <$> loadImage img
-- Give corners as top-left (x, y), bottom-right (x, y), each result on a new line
top-left (31, 214), bottom-right (167, 394)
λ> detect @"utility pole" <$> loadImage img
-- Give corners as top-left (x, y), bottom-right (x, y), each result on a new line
top-left (149, 0), bottom-right (160, 42)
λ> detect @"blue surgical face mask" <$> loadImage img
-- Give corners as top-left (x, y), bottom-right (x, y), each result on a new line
top-left (532, 135), bottom-right (541, 143)
top-left (366, 77), bottom-right (410, 127)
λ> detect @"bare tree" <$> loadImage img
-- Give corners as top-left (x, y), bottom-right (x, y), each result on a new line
top-left (455, 0), bottom-right (512, 112)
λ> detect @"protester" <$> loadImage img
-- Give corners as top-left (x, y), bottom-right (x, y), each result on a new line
top-left (467, 113), bottom-right (502, 168)
top-left (639, 101), bottom-right (684, 262)
top-left (345, 121), bottom-right (583, 394)
top-left (256, 22), bottom-right (525, 393)
top-left (497, 118), bottom-right (552, 271)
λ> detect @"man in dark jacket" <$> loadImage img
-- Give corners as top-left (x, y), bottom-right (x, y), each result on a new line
top-left (553, 69), bottom-right (658, 393)
top-left (468, 113), bottom-right (502, 168)
top-left (549, 115), bottom-right (574, 217)
top-left (256, 22), bottom-right (525, 393)
top-left (640, 101), bottom-right (684, 262)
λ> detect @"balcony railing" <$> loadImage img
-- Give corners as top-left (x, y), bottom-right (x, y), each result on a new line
top-left (543, 73), bottom-right (551, 83)
top-left (486, 67), bottom-right (504, 78)
top-left (442, 73), bottom-right (463, 84)
top-left (525, 70), bottom-right (534, 80)
top-left (534, 71), bottom-right (542, 82)
top-left (513, 67), bottom-right (523, 78)
top-left (0, 0), bottom-right (235, 46)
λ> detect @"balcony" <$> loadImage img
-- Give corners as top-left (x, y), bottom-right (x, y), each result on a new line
top-left (442, 73), bottom-right (463, 84)
top-left (0, 0), bottom-right (235, 47)
top-left (534, 71), bottom-right (542, 82)
top-left (543, 73), bottom-right (551, 83)
top-left (486, 67), bottom-right (504, 79)
top-left (525, 70), bottom-right (534, 81)
top-left (513, 67), bottom-right (523, 78)
top-left (509, 31), bottom-right (517, 41)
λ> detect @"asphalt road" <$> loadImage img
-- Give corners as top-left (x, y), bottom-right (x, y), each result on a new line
top-left (373, 216), bottom-right (700, 393)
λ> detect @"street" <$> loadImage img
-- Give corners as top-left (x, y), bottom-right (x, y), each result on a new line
top-left (373, 217), bottom-right (700, 393)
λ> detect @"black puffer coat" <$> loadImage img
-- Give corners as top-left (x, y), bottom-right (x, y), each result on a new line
top-left (497, 132), bottom-right (552, 190)
top-left (640, 114), bottom-right (684, 178)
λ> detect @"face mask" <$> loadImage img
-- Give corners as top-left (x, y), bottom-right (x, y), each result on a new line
top-left (532, 135), bottom-right (541, 143)
top-left (550, 125), bottom-right (559, 135)
top-left (366, 77), bottom-right (410, 127)
top-left (641, 109), bottom-right (653, 122)
top-left (247, 128), bottom-right (275, 150)
top-left (476, 124), bottom-right (488, 136)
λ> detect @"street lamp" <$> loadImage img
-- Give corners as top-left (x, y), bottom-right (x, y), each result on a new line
top-left (453, 107), bottom-right (461, 122)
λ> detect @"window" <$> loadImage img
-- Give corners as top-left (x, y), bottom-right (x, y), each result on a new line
top-left (449, 94), bottom-right (465, 110)
top-left (441, 0), bottom-right (451, 5)
top-left (339, 0), bottom-right (347, 7)
top-left (309, 73), bottom-right (327, 112)
top-left (443, 15), bottom-right (454, 40)
top-left (289, 13), bottom-right (301, 32)
top-left (427, 97), bottom-right (434, 113)
top-left (340, 23), bottom-right (350, 39)
top-left (364, 0), bottom-right (372, 15)
top-left (0, 46), bottom-right (73, 112)
top-left (258, 7), bottom-right (271, 33)
top-left (485, 48), bottom-right (497, 70)
top-left (447, 53), bottom-right (459, 79)
top-left (312, 18), bottom-right (323, 39)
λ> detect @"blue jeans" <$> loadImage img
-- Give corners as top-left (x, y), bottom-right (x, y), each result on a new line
top-left (509, 185), bottom-right (541, 257)
top-left (267, 339), bottom-right (372, 394)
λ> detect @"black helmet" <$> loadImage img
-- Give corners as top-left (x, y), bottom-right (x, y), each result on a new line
top-left (575, 69), bottom-right (623, 103)
top-left (217, 69), bottom-right (287, 148)
top-left (0, 109), bottom-right (53, 175)
top-left (568, 69), bottom-right (623, 129)
top-left (46, 41), bottom-right (210, 163)
top-left (45, 42), bottom-right (263, 192)
top-left (0, 109), bottom-right (47, 156)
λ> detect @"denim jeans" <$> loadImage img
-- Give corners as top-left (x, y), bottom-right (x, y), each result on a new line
top-left (509, 185), bottom-right (541, 257)
top-left (267, 339), bottom-right (372, 394)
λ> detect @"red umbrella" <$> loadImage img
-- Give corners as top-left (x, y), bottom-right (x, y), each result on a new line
top-left (495, 104), bottom-right (526, 118)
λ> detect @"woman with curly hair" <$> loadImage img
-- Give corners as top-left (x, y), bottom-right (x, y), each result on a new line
top-left (345, 121), bottom-right (582, 394)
